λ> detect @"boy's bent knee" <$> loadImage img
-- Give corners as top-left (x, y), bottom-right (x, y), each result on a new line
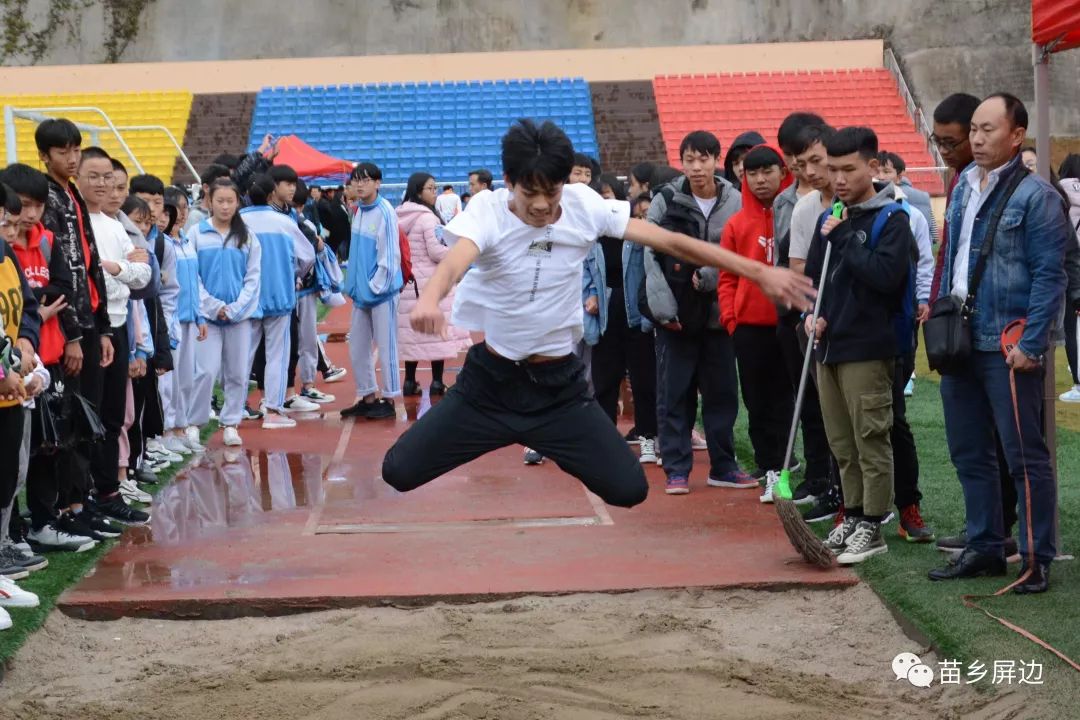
top-left (596, 465), bottom-right (648, 508)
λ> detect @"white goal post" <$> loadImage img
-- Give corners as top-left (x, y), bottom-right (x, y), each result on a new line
top-left (3, 104), bottom-right (200, 182)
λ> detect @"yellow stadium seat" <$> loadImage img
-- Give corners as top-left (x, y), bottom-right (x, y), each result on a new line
top-left (0, 90), bottom-right (193, 181)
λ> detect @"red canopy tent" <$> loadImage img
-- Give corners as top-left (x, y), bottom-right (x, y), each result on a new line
top-left (270, 135), bottom-right (355, 183)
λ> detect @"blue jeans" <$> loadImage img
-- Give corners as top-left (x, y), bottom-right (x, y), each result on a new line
top-left (940, 351), bottom-right (1056, 565)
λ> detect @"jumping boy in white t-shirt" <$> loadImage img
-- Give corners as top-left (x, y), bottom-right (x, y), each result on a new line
top-left (381, 120), bottom-right (813, 507)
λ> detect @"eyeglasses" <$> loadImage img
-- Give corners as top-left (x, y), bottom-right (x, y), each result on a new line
top-left (83, 172), bottom-right (115, 185)
top-left (931, 135), bottom-right (969, 151)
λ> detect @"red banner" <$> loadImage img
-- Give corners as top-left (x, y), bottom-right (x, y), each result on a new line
top-left (1033, 0), bottom-right (1080, 53)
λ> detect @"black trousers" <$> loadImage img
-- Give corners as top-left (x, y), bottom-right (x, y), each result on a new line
top-left (70, 325), bottom-right (104, 500)
top-left (382, 344), bottom-right (648, 508)
top-left (0, 406), bottom-right (25, 522)
top-left (775, 321), bottom-right (836, 482)
top-left (891, 352), bottom-right (922, 508)
top-left (590, 288), bottom-right (657, 436)
top-left (129, 370), bottom-right (163, 468)
top-left (654, 326), bottom-right (739, 479)
top-left (733, 325), bottom-right (794, 471)
top-left (90, 325), bottom-right (129, 496)
top-left (27, 366), bottom-right (87, 528)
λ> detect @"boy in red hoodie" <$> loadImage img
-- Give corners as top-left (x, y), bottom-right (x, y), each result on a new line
top-left (719, 146), bottom-right (795, 498)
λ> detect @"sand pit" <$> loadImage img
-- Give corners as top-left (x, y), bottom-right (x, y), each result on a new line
top-left (0, 585), bottom-right (1043, 719)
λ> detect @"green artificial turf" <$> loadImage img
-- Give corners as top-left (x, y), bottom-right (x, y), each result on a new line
top-left (0, 422), bottom-right (217, 666)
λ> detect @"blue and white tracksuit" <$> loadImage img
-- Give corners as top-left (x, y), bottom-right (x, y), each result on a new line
top-left (345, 196), bottom-right (402, 399)
top-left (240, 205), bottom-right (316, 412)
top-left (164, 230), bottom-right (206, 430)
top-left (190, 219), bottom-right (263, 428)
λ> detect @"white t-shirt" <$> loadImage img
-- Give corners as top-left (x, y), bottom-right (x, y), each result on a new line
top-left (444, 183), bottom-right (631, 360)
top-left (435, 192), bottom-right (462, 224)
top-left (694, 194), bottom-right (717, 218)
top-left (788, 189), bottom-right (828, 261)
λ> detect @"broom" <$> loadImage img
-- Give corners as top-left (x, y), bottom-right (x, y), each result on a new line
top-left (769, 205), bottom-right (843, 569)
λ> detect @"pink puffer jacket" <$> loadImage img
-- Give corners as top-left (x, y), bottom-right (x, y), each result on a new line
top-left (395, 201), bottom-right (472, 361)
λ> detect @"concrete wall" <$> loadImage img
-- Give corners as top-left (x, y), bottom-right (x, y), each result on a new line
top-left (14, 0), bottom-right (1080, 135)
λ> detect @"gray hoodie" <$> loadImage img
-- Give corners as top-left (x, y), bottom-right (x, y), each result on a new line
top-left (643, 174), bottom-right (741, 327)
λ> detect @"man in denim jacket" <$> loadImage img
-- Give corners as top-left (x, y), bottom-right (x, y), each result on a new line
top-left (928, 94), bottom-right (1070, 593)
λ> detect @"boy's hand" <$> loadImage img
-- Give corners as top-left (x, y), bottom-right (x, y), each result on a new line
top-left (101, 260), bottom-right (121, 276)
top-left (0, 371), bottom-right (25, 402)
top-left (756, 265), bottom-right (815, 313)
top-left (197, 324), bottom-right (208, 341)
top-left (127, 248), bottom-right (149, 264)
top-left (804, 315), bottom-right (827, 342)
top-left (100, 336), bottom-right (114, 368)
top-left (584, 296), bottom-right (599, 315)
top-left (217, 308), bottom-right (229, 321)
top-left (63, 340), bottom-right (83, 376)
top-left (691, 271), bottom-right (703, 291)
top-left (411, 299), bottom-right (446, 336)
top-left (917, 303), bottom-right (930, 324)
top-left (25, 373), bottom-right (44, 398)
top-left (15, 339), bottom-right (36, 376)
top-left (820, 208), bottom-right (847, 238)
top-left (40, 294), bottom-right (68, 321)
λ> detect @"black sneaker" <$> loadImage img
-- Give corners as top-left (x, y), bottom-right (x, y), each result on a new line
top-left (792, 477), bottom-right (826, 506)
top-left (57, 510), bottom-right (112, 542)
top-left (76, 508), bottom-right (123, 538)
top-left (88, 494), bottom-right (150, 526)
top-left (366, 399), bottom-right (395, 420)
top-left (0, 543), bottom-right (47, 573)
top-left (340, 400), bottom-right (369, 418)
top-left (624, 427), bottom-right (642, 445)
top-left (804, 484), bottom-right (841, 523)
top-left (242, 404), bottom-right (264, 421)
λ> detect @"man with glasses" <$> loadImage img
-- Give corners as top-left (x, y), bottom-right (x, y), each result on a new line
top-left (927, 92), bottom-right (1021, 565)
top-left (75, 146), bottom-right (152, 525)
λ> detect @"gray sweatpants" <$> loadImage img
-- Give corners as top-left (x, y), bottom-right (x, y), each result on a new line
top-left (249, 314), bottom-right (292, 411)
top-left (192, 322), bottom-right (251, 428)
top-left (296, 293), bottom-right (319, 386)
top-left (349, 297), bottom-right (401, 398)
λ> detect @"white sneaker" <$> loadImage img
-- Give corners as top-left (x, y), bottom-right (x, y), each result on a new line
top-left (223, 426), bottom-right (243, 447)
top-left (760, 470), bottom-right (780, 504)
top-left (0, 606), bottom-right (11, 630)
top-left (300, 387), bottom-right (335, 404)
top-left (263, 410), bottom-right (297, 429)
top-left (638, 437), bottom-right (658, 464)
top-left (0, 574), bottom-right (40, 608)
top-left (163, 435), bottom-right (192, 455)
top-left (183, 426), bottom-right (206, 452)
top-left (1060, 385), bottom-right (1080, 403)
top-left (147, 445), bottom-right (182, 464)
top-left (120, 478), bottom-right (153, 504)
top-left (323, 366), bottom-right (348, 383)
top-left (283, 394), bottom-right (320, 413)
top-left (691, 430), bottom-right (708, 451)
top-left (27, 524), bottom-right (96, 553)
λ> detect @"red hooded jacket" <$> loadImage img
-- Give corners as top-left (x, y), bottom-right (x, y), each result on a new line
top-left (719, 145), bottom-right (794, 333)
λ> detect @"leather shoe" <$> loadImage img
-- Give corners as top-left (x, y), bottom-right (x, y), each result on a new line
top-left (429, 380), bottom-right (447, 396)
top-left (928, 548), bottom-right (1006, 581)
top-left (1013, 562), bottom-right (1050, 594)
top-left (402, 380), bottom-right (421, 397)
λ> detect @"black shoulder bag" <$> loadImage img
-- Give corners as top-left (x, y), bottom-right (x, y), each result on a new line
top-left (924, 167), bottom-right (1028, 375)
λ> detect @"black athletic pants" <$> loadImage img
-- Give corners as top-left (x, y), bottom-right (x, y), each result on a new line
top-left (382, 344), bottom-right (648, 508)
top-left (0, 406), bottom-right (25, 527)
top-left (590, 288), bottom-right (657, 437)
top-left (90, 325), bottom-right (128, 496)
top-left (129, 370), bottom-right (163, 468)
top-left (733, 325), bottom-right (794, 472)
top-left (1066, 304), bottom-right (1079, 385)
top-left (891, 352), bottom-right (922, 509)
top-left (775, 321), bottom-right (836, 483)
top-left (71, 325), bottom-right (104, 499)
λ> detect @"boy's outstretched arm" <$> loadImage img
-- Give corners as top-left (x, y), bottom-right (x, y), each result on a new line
top-left (623, 218), bottom-right (815, 312)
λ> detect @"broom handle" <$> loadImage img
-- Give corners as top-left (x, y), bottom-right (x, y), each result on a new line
top-left (782, 241), bottom-right (832, 470)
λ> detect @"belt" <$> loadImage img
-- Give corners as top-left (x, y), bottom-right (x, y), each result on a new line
top-left (484, 343), bottom-right (571, 365)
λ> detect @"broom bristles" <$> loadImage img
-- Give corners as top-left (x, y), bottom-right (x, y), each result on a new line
top-left (775, 497), bottom-right (835, 569)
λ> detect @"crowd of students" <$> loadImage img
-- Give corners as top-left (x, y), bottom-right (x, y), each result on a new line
top-left (2, 87), bottom-right (1077, 623)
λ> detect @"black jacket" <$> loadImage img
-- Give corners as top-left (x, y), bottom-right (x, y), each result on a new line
top-left (804, 182), bottom-right (913, 364)
top-left (42, 177), bottom-right (111, 338)
top-left (319, 198), bottom-right (351, 258)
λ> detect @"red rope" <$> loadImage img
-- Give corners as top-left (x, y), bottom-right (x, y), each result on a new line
top-left (960, 367), bottom-right (1080, 673)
